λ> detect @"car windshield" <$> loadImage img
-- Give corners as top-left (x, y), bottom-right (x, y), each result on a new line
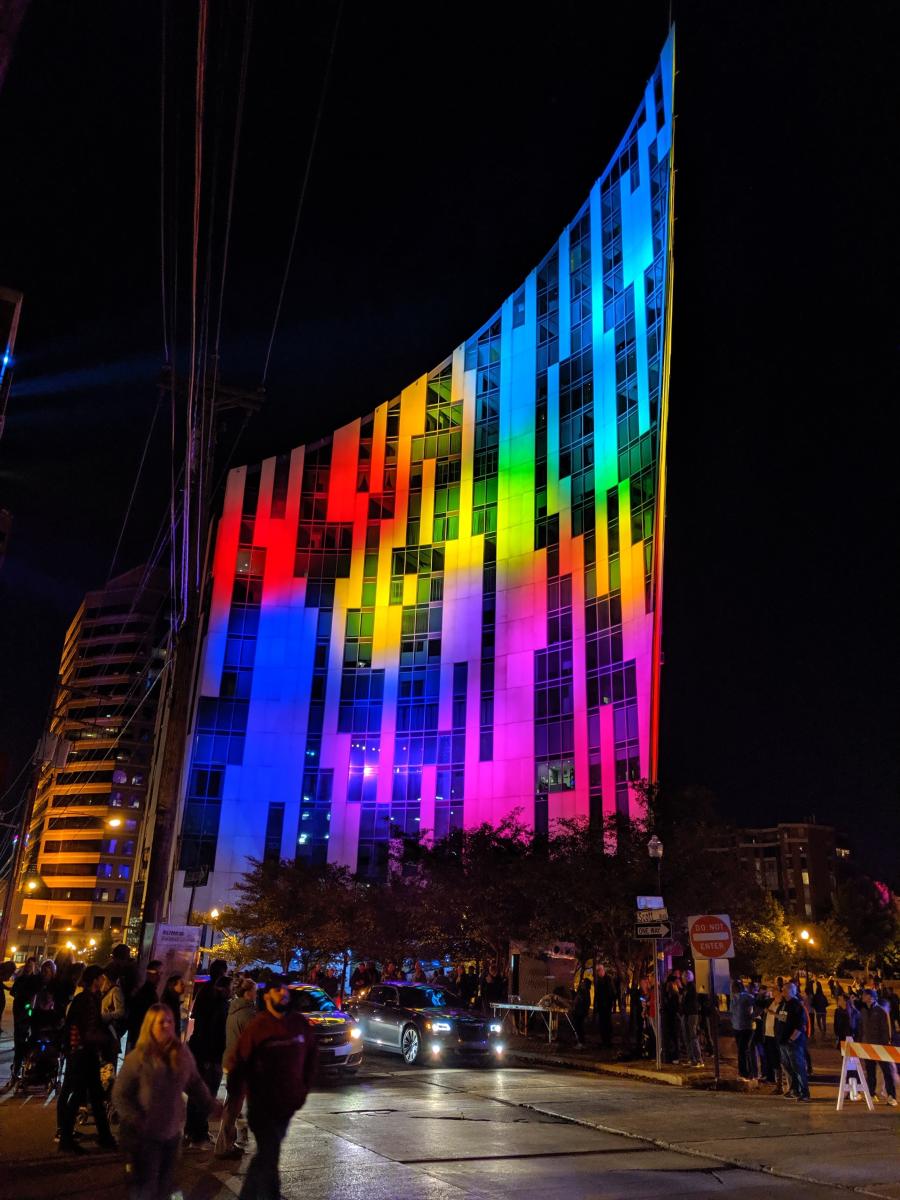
top-left (292, 987), bottom-right (337, 1014)
top-left (397, 986), bottom-right (460, 1009)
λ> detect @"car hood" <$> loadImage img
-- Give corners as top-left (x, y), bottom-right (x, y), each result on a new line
top-left (420, 1006), bottom-right (483, 1022)
top-left (306, 1013), bottom-right (355, 1029)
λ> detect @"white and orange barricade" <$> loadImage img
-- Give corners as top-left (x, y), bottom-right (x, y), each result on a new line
top-left (836, 1037), bottom-right (900, 1111)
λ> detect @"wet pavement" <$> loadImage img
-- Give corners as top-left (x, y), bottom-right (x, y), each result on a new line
top-left (2, 1039), bottom-right (899, 1200)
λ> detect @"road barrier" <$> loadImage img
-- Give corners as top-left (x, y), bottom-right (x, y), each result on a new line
top-left (836, 1038), bottom-right (900, 1111)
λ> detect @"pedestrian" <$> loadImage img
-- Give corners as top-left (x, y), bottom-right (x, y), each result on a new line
top-left (460, 967), bottom-right (479, 1010)
top-left (774, 982), bottom-right (810, 1101)
top-left (349, 961), bottom-right (370, 993)
top-left (833, 992), bottom-right (857, 1044)
top-left (185, 964), bottom-right (230, 1146)
top-left (858, 989), bottom-right (898, 1105)
top-left (224, 977), bottom-right (318, 1200)
top-left (0, 957), bottom-right (14, 1029)
top-left (812, 981), bottom-right (828, 1037)
top-left (127, 960), bottom-right (162, 1050)
top-left (10, 957), bottom-right (39, 1079)
top-left (57, 964), bottom-right (118, 1153)
top-left (730, 979), bottom-right (755, 1080)
top-left (885, 986), bottom-right (900, 1041)
top-left (320, 967), bottom-right (339, 999)
top-left (593, 964), bottom-right (616, 1048)
top-left (113, 1003), bottom-right (222, 1199)
top-left (160, 974), bottom-right (186, 1038)
top-left (451, 965), bottom-right (467, 998)
top-left (215, 976), bottom-right (259, 1159)
top-left (681, 970), bottom-right (705, 1067)
top-left (111, 944), bottom-right (139, 1007)
top-left (571, 978), bottom-right (591, 1046)
top-left (101, 964), bottom-right (127, 1034)
top-left (760, 987), bottom-right (783, 1091)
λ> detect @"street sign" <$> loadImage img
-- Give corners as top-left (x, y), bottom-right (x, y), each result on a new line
top-left (636, 907), bottom-right (669, 924)
top-left (688, 913), bottom-right (734, 959)
top-left (633, 921), bottom-right (672, 939)
top-left (636, 895), bottom-right (664, 910)
top-left (184, 864), bottom-right (209, 888)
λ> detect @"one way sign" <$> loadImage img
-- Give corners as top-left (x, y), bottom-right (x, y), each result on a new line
top-left (633, 921), bottom-right (672, 939)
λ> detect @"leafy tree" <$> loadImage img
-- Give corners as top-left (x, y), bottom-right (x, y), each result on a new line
top-left (831, 877), bottom-right (900, 975)
top-left (732, 892), bottom-right (796, 978)
top-left (810, 917), bottom-right (856, 975)
top-left (414, 813), bottom-right (542, 966)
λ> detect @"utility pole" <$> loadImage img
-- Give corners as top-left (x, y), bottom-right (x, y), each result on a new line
top-left (138, 369), bottom-right (262, 946)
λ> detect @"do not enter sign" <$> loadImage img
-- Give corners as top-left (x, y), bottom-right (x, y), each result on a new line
top-left (688, 913), bottom-right (734, 959)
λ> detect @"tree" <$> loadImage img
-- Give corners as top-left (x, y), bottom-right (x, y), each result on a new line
top-left (220, 857), bottom-right (361, 973)
top-left (732, 892), bottom-right (796, 978)
top-left (811, 917), bottom-right (856, 975)
top-left (414, 814), bottom-right (543, 966)
top-left (831, 877), bottom-right (900, 975)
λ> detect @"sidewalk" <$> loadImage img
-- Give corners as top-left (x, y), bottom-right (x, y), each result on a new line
top-left (505, 1024), bottom-right (847, 1094)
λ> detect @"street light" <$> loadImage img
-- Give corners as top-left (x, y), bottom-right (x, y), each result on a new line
top-left (210, 908), bottom-right (219, 921)
top-left (106, 817), bottom-right (122, 828)
top-left (648, 834), bottom-right (664, 893)
top-left (799, 928), bottom-right (811, 981)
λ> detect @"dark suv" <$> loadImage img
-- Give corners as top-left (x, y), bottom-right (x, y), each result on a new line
top-left (288, 985), bottom-right (363, 1075)
top-left (347, 982), bottom-right (504, 1065)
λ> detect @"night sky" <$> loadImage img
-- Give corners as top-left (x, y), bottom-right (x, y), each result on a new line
top-left (1, 2), bottom-right (898, 879)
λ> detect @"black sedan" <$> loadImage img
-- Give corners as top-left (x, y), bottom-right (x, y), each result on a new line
top-left (288, 984), bottom-right (364, 1074)
top-left (347, 982), bottom-right (504, 1065)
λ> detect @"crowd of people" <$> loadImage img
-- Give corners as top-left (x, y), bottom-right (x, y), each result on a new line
top-left (1, 950), bottom-right (318, 1200)
top-left (3, 950), bottom-right (900, 1195)
top-left (726, 975), bottom-right (899, 1103)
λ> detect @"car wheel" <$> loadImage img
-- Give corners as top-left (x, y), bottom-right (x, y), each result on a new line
top-left (401, 1024), bottom-right (421, 1065)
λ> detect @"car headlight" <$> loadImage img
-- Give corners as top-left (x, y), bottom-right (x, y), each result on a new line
top-left (431, 1021), bottom-right (452, 1033)
top-left (349, 1026), bottom-right (362, 1040)
top-left (489, 1022), bottom-right (502, 1034)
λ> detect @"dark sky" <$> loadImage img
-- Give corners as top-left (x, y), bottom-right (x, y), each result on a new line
top-left (1, 2), bottom-right (898, 879)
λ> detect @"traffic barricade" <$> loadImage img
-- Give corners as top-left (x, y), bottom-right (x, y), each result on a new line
top-left (836, 1037), bottom-right (900, 1111)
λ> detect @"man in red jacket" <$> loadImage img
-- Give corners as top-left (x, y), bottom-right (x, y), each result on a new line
top-left (224, 977), bottom-right (317, 1199)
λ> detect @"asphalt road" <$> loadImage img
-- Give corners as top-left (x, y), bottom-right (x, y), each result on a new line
top-left (2, 1048), bottom-right (900, 1200)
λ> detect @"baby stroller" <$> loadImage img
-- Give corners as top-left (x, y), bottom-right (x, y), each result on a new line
top-left (15, 1027), bottom-right (63, 1097)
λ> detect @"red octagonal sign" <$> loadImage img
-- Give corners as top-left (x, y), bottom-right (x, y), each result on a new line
top-left (688, 914), bottom-right (734, 959)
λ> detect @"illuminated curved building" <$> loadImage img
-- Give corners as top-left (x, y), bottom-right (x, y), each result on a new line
top-left (174, 33), bottom-right (675, 906)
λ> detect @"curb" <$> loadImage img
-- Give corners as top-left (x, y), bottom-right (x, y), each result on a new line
top-left (507, 1049), bottom-right (752, 1091)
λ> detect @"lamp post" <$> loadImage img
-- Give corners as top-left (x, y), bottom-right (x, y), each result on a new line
top-left (647, 834), bottom-right (664, 1072)
top-left (799, 928), bottom-right (813, 982)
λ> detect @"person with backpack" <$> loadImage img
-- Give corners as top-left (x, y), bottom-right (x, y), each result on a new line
top-left (57, 965), bottom-right (118, 1153)
top-left (185, 965), bottom-right (230, 1146)
top-left (224, 977), bottom-right (318, 1200)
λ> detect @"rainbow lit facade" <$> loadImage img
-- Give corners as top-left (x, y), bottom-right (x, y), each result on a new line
top-left (175, 34), bottom-right (675, 903)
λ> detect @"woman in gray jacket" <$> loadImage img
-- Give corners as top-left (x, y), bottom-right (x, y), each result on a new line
top-left (112, 1003), bottom-right (222, 1199)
